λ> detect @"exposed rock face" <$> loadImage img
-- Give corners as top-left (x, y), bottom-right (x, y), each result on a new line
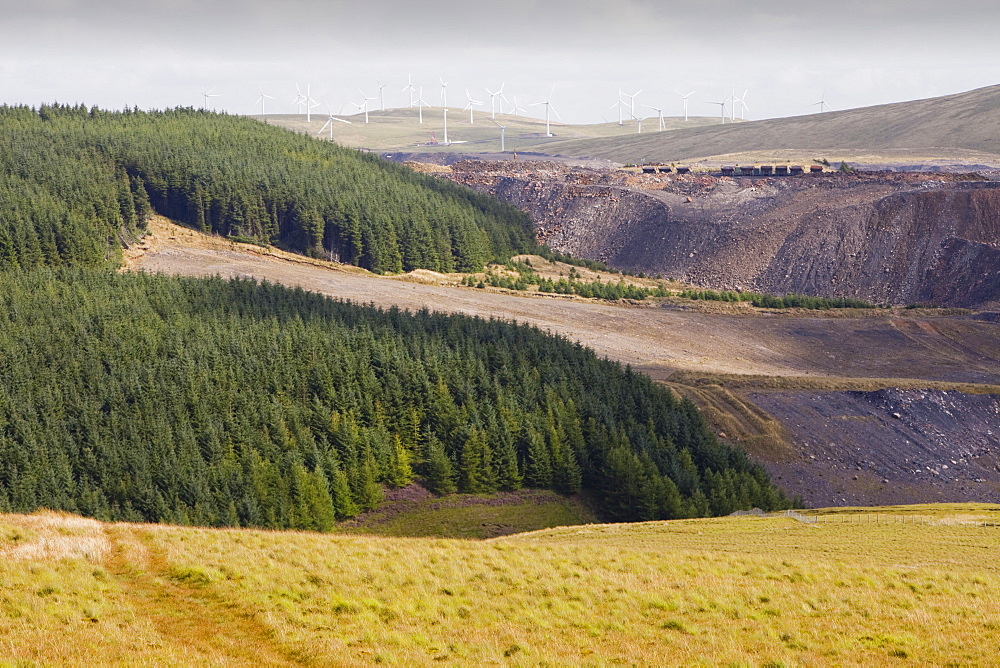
top-left (446, 161), bottom-right (1000, 307)
top-left (749, 389), bottom-right (1000, 507)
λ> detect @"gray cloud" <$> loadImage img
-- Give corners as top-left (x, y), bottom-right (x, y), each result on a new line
top-left (1, 1), bottom-right (997, 122)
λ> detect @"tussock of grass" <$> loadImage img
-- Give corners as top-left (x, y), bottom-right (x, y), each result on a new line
top-left (1, 507), bottom-right (999, 664)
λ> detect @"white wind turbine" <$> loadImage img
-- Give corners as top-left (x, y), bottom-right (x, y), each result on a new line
top-left (707, 99), bottom-right (728, 123)
top-left (402, 75), bottom-right (416, 108)
top-left (255, 87), bottom-right (274, 116)
top-left (490, 119), bottom-right (508, 152)
top-left (508, 96), bottom-right (527, 116)
top-left (439, 77), bottom-right (449, 109)
top-left (376, 80), bottom-right (387, 111)
top-left (317, 104), bottom-right (352, 140)
top-left (734, 89), bottom-right (750, 120)
top-left (464, 89), bottom-right (483, 124)
top-left (356, 89), bottom-right (376, 123)
top-left (416, 87), bottom-right (431, 124)
top-left (611, 90), bottom-right (627, 125)
top-left (622, 89), bottom-right (642, 123)
top-left (674, 90), bottom-right (695, 121)
top-left (645, 104), bottom-right (666, 132)
top-left (811, 90), bottom-right (831, 113)
top-left (295, 83), bottom-right (319, 122)
top-left (530, 86), bottom-right (561, 137)
top-left (291, 84), bottom-right (306, 114)
top-left (199, 87), bottom-right (219, 110)
top-left (485, 82), bottom-right (507, 119)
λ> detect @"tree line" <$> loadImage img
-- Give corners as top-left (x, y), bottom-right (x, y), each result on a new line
top-left (0, 269), bottom-right (792, 528)
top-left (0, 103), bottom-right (537, 273)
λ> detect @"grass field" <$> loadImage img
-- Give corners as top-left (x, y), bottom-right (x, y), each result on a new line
top-left (260, 108), bottom-right (720, 154)
top-left (2, 505), bottom-right (998, 665)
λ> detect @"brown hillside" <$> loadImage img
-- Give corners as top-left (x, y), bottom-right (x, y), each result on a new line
top-left (541, 84), bottom-right (1000, 163)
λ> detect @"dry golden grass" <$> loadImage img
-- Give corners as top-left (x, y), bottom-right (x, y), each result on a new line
top-left (2, 506), bottom-right (999, 665)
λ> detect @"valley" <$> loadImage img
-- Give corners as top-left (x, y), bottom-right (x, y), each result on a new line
top-left (129, 217), bottom-right (1000, 506)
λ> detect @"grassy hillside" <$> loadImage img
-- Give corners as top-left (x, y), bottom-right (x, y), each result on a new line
top-left (539, 84), bottom-right (1000, 164)
top-left (0, 104), bottom-right (537, 273)
top-left (262, 108), bottom-right (721, 153)
top-left (2, 505), bottom-right (997, 664)
top-left (0, 268), bottom-right (791, 527)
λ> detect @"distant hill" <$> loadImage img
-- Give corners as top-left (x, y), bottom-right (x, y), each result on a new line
top-left (539, 85), bottom-right (1000, 164)
top-left (261, 108), bottom-right (720, 154)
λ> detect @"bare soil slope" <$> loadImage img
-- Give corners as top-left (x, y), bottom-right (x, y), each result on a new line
top-left (445, 162), bottom-right (1000, 307)
top-left (130, 218), bottom-right (1000, 384)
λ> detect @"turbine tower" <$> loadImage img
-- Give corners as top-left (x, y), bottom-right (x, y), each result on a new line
top-left (645, 104), bottom-right (666, 132)
top-left (402, 75), bottom-right (416, 108)
top-left (356, 89), bottom-right (376, 123)
top-left (811, 90), bottom-right (831, 113)
top-left (416, 87), bottom-right (430, 124)
top-left (622, 89), bottom-right (642, 123)
top-left (707, 100), bottom-right (727, 123)
top-left (255, 87), bottom-right (274, 116)
top-left (485, 82), bottom-right (507, 119)
top-left (490, 119), bottom-right (508, 152)
top-left (199, 87), bottom-right (219, 110)
top-left (674, 90), bottom-right (695, 121)
top-left (508, 96), bottom-right (527, 117)
top-left (530, 86), bottom-right (561, 137)
top-left (317, 104), bottom-right (352, 140)
top-left (442, 108), bottom-right (449, 145)
top-left (734, 89), bottom-right (750, 120)
top-left (464, 89), bottom-right (483, 124)
top-left (291, 84), bottom-right (306, 114)
top-left (611, 90), bottom-right (626, 125)
top-left (439, 77), bottom-right (449, 109)
top-left (300, 84), bottom-right (320, 123)
top-left (376, 80), bottom-right (387, 111)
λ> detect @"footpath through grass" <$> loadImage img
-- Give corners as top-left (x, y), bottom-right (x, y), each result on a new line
top-left (2, 504), bottom-right (999, 665)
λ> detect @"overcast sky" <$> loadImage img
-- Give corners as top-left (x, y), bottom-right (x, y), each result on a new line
top-left (2, 0), bottom-right (998, 124)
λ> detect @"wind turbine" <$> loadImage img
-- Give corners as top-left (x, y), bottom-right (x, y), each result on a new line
top-left (707, 100), bottom-right (728, 123)
top-left (402, 75), bottom-right (416, 108)
top-left (464, 89), bottom-right (483, 124)
top-left (490, 119), bottom-right (508, 152)
top-left (508, 96), bottom-right (527, 116)
top-left (255, 87), bottom-right (274, 116)
top-left (317, 104), bottom-right (352, 140)
top-left (811, 90), bottom-right (831, 113)
top-left (734, 89), bottom-right (750, 120)
top-left (645, 104), bottom-right (666, 131)
top-left (530, 86), bottom-right (561, 137)
top-left (292, 84), bottom-right (306, 114)
top-left (485, 82), bottom-right (507, 119)
top-left (356, 88), bottom-right (376, 123)
top-left (610, 93), bottom-right (626, 125)
top-left (297, 84), bottom-right (319, 122)
top-left (439, 77), bottom-right (449, 109)
top-left (622, 89), bottom-right (642, 122)
top-left (376, 80), bottom-right (387, 111)
top-left (674, 90), bottom-right (695, 121)
top-left (442, 108), bottom-right (449, 144)
top-left (416, 87), bottom-right (431, 124)
top-left (199, 87), bottom-right (219, 110)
